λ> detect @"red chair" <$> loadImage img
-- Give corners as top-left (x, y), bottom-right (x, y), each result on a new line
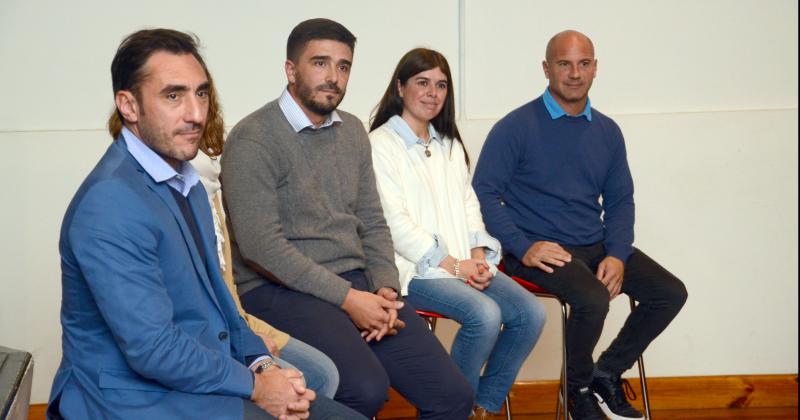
top-left (498, 262), bottom-right (652, 420)
top-left (416, 309), bottom-right (513, 420)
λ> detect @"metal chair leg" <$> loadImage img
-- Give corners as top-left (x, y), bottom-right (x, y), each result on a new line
top-left (504, 395), bottom-right (512, 420)
top-left (555, 304), bottom-right (568, 420)
top-left (629, 297), bottom-right (652, 419)
top-left (555, 363), bottom-right (564, 420)
top-left (553, 300), bottom-right (569, 420)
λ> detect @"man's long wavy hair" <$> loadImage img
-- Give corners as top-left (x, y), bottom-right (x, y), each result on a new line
top-left (107, 28), bottom-right (224, 157)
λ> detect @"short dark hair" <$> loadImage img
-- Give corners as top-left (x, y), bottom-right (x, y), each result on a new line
top-left (286, 18), bottom-right (356, 62)
top-left (111, 28), bottom-right (209, 104)
top-left (369, 48), bottom-right (468, 167)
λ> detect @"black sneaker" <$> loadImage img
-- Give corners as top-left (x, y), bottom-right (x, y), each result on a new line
top-left (568, 386), bottom-right (606, 420)
top-left (591, 375), bottom-right (645, 420)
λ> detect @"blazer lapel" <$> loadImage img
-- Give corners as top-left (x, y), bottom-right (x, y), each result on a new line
top-left (144, 175), bottom-right (224, 316)
top-left (186, 185), bottom-right (228, 314)
top-left (114, 138), bottom-right (227, 320)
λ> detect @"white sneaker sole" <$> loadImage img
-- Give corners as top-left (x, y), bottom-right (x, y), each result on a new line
top-left (593, 392), bottom-right (645, 420)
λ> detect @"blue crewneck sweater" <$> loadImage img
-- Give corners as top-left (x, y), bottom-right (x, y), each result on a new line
top-left (472, 95), bottom-right (635, 263)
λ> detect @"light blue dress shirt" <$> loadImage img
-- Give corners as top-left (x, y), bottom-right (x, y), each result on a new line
top-left (543, 87), bottom-right (593, 121)
top-left (278, 88), bottom-right (343, 132)
top-left (121, 127), bottom-right (200, 197)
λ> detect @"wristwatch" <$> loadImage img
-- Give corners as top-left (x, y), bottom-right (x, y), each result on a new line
top-left (254, 357), bottom-right (279, 374)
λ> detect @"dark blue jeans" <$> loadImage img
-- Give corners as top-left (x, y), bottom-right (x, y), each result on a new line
top-left (504, 245), bottom-right (687, 389)
top-left (241, 270), bottom-right (474, 419)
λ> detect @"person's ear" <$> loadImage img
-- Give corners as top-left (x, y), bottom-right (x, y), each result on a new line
top-left (285, 60), bottom-right (297, 84)
top-left (115, 90), bottom-right (140, 124)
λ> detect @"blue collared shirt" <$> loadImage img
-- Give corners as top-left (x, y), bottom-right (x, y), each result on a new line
top-left (543, 88), bottom-right (593, 121)
top-left (278, 88), bottom-right (343, 132)
top-left (121, 127), bottom-right (200, 197)
top-left (387, 115), bottom-right (443, 149)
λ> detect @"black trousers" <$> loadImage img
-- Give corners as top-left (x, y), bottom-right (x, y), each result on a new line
top-left (241, 270), bottom-right (474, 419)
top-left (504, 244), bottom-right (687, 389)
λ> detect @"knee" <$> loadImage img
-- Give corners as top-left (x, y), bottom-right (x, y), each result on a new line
top-left (315, 360), bottom-right (340, 399)
top-left (664, 277), bottom-right (688, 311)
top-left (505, 293), bottom-right (547, 336)
top-left (463, 299), bottom-right (503, 337)
top-left (521, 293), bottom-right (547, 327)
top-left (573, 285), bottom-right (610, 316)
top-left (336, 368), bottom-right (389, 416)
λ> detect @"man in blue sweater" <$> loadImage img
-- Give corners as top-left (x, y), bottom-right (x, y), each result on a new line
top-left (473, 30), bottom-right (687, 420)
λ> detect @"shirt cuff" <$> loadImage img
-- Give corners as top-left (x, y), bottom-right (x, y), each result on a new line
top-left (247, 355), bottom-right (273, 371)
top-left (469, 231), bottom-right (503, 264)
top-left (416, 234), bottom-right (449, 276)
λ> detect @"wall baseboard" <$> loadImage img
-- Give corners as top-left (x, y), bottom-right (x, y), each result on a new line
top-left (28, 374), bottom-right (797, 420)
top-left (376, 374), bottom-right (798, 418)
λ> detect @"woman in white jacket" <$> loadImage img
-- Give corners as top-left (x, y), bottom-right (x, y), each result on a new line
top-left (368, 48), bottom-right (546, 418)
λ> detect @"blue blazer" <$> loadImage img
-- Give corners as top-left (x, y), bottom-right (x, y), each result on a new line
top-left (48, 138), bottom-right (268, 419)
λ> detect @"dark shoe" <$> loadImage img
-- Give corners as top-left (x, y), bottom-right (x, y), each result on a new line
top-left (568, 387), bottom-right (606, 420)
top-left (591, 375), bottom-right (644, 420)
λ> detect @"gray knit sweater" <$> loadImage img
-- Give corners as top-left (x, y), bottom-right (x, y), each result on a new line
top-left (221, 99), bottom-right (400, 306)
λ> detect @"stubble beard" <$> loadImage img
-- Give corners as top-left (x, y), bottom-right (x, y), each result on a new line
top-left (296, 78), bottom-right (345, 116)
top-left (138, 111), bottom-right (201, 167)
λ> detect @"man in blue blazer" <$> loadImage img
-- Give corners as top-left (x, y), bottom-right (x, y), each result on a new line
top-left (47, 29), bottom-right (359, 420)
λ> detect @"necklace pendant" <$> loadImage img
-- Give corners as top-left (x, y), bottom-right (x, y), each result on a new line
top-left (425, 149), bottom-right (431, 157)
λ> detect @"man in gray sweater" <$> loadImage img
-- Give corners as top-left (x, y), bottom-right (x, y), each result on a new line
top-left (222, 19), bottom-right (473, 419)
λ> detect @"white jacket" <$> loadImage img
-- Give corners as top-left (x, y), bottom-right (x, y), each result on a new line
top-left (370, 120), bottom-right (500, 295)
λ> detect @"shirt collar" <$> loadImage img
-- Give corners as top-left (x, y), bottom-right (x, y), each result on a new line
top-left (543, 88), bottom-right (593, 121)
top-left (121, 126), bottom-right (200, 197)
top-left (387, 115), bottom-right (443, 149)
top-left (278, 88), bottom-right (343, 133)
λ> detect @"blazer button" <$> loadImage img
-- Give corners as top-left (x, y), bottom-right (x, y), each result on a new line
top-left (218, 331), bottom-right (228, 340)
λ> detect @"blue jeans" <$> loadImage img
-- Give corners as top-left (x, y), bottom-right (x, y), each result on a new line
top-left (277, 338), bottom-right (340, 398)
top-left (406, 271), bottom-right (546, 412)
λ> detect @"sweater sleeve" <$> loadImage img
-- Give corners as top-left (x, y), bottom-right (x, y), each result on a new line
top-left (601, 123), bottom-right (635, 262)
top-left (354, 128), bottom-right (402, 292)
top-left (472, 118), bottom-right (534, 260)
top-left (222, 135), bottom-right (353, 306)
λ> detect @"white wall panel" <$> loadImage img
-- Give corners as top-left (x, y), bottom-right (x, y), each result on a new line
top-left (0, 0), bottom-right (459, 131)
top-left (0, 0), bottom-right (796, 404)
top-left (463, 0), bottom-right (798, 118)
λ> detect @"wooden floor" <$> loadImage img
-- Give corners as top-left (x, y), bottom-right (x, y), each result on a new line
top-left (389, 407), bottom-right (798, 419)
top-left (29, 404), bottom-right (798, 419)
top-left (28, 374), bottom-right (798, 419)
